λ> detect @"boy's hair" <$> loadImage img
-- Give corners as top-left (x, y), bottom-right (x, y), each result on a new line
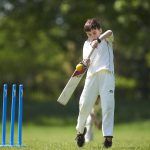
top-left (84, 18), bottom-right (101, 32)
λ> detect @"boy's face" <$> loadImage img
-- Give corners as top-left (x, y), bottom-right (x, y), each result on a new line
top-left (86, 28), bottom-right (102, 41)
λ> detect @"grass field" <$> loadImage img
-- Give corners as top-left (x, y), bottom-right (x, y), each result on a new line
top-left (0, 120), bottom-right (150, 150)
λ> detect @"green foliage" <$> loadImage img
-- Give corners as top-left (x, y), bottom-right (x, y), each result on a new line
top-left (0, 0), bottom-right (149, 110)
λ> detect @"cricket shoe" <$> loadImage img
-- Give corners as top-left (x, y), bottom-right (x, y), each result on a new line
top-left (103, 136), bottom-right (113, 148)
top-left (75, 128), bottom-right (87, 147)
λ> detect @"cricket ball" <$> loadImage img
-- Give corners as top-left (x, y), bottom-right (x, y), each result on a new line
top-left (76, 63), bottom-right (84, 72)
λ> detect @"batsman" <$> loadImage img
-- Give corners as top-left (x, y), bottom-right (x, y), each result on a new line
top-left (75, 18), bottom-right (115, 148)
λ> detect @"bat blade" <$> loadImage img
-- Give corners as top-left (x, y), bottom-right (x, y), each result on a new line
top-left (57, 69), bottom-right (86, 105)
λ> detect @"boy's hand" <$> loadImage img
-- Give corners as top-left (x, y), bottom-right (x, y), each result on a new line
top-left (90, 40), bottom-right (99, 48)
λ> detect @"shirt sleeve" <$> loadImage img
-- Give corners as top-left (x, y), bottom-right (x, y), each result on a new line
top-left (83, 41), bottom-right (88, 59)
top-left (106, 32), bottom-right (114, 44)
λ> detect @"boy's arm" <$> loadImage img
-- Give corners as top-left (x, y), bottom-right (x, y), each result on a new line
top-left (98, 30), bottom-right (113, 42)
top-left (91, 30), bottom-right (114, 48)
top-left (106, 32), bottom-right (114, 43)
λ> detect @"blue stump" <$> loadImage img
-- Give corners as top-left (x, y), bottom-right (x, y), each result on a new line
top-left (18, 84), bottom-right (23, 146)
top-left (1, 84), bottom-right (8, 146)
top-left (10, 84), bottom-right (17, 146)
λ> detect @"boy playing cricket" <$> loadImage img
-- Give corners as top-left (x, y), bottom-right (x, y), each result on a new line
top-left (75, 18), bottom-right (115, 148)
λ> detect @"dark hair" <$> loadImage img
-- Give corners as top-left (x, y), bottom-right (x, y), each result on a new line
top-left (84, 18), bottom-right (101, 32)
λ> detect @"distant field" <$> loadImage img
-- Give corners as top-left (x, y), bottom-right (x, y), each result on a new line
top-left (0, 121), bottom-right (150, 150)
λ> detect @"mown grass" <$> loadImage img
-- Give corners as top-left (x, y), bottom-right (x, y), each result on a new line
top-left (0, 120), bottom-right (150, 150)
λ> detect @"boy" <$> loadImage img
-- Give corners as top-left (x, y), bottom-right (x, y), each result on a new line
top-left (75, 18), bottom-right (115, 148)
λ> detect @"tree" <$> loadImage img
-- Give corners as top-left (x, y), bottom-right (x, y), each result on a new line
top-left (0, 0), bottom-right (149, 103)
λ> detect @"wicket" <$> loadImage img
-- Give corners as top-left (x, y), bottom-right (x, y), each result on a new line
top-left (0, 84), bottom-right (23, 147)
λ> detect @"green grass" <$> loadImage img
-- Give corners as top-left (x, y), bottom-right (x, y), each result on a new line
top-left (0, 121), bottom-right (150, 150)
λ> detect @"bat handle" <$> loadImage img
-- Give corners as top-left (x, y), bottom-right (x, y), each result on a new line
top-left (87, 47), bottom-right (95, 59)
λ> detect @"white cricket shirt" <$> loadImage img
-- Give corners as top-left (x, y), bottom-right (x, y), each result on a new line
top-left (83, 34), bottom-right (114, 77)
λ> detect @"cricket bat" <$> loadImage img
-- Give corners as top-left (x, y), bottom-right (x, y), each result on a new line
top-left (57, 47), bottom-right (95, 105)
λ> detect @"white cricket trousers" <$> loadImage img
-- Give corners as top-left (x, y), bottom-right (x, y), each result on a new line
top-left (76, 70), bottom-right (115, 137)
